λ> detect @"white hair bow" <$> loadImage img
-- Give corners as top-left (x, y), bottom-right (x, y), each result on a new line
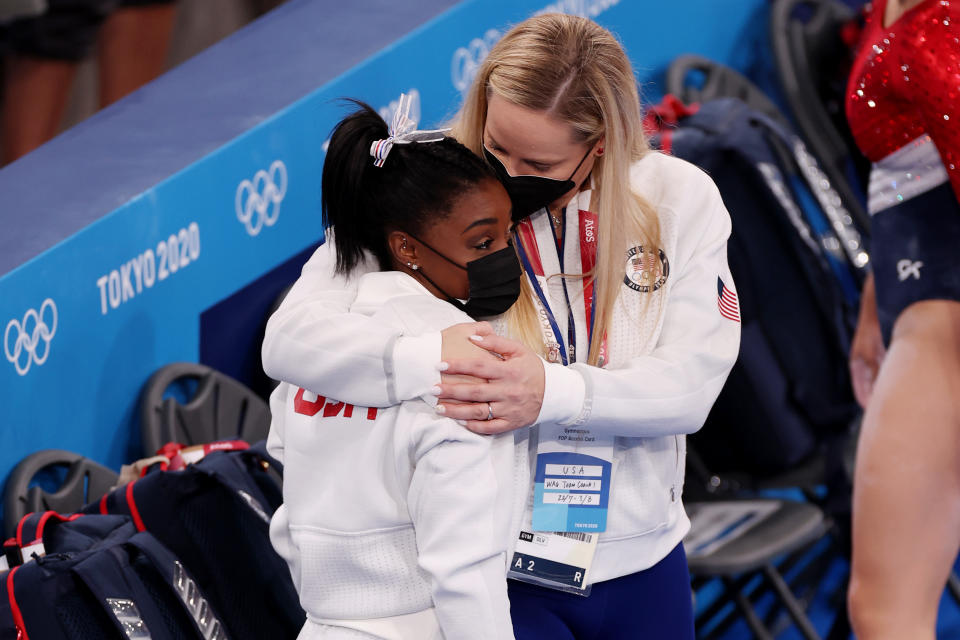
top-left (370, 93), bottom-right (449, 167)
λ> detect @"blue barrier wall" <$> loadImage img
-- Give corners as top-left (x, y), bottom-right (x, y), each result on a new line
top-left (0, 0), bottom-right (771, 501)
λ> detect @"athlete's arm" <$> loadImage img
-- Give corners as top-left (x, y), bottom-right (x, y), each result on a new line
top-left (265, 383), bottom-right (288, 465)
top-left (849, 272), bottom-right (885, 409)
top-left (262, 239), bottom-right (445, 406)
top-left (407, 416), bottom-right (515, 640)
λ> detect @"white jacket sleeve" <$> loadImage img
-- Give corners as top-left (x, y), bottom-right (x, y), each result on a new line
top-left (536, 171), bottom-right (741, 438)
top-left (266, 383), bottom-right (287, 465)
top-left (266, 383), bottom-right (302, 591)
top-left (406, 420), bottom-right (515, 640)
top-left (261, 240), bottom-right (442, 406)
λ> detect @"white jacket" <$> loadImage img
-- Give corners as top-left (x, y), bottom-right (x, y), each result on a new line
top-left (268, 272), bottom-right (516, 640)
top-left (263, 152), bottom-right (741, 582)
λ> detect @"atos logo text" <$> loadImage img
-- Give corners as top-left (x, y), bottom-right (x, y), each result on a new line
top-left (4, 298), bottom-right (57, 376)
top-left (236, 160), bottom-right (287, 236)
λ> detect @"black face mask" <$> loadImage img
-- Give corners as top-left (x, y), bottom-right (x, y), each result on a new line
top-left (484, 145), bottom-right (593, 221)
top-left (405, 233), bottom-right (522, 318)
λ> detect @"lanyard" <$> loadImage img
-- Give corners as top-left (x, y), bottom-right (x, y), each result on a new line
top-left (515, 218), bottom-right (569, 365)
top-left (577, 208), bottom-right (608, 367)
top-left (557, 219), bottom-right (579, 364)
top-left (519, 198), bottom-right (616, 551)
top-left (515, 203), bottom-right (606, 366)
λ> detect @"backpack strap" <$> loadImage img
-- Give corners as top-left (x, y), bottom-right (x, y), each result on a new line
top-left (192, 452), bottom-right (274, 525)
top-left (122, 532), bottom-right (230, 640)
top-left (71, 543), bottom-right (171, 639)
top-left (70, 533), bottom-right (228, 639)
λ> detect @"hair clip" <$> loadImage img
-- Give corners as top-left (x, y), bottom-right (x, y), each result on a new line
top-left (370, 93), bottom-right (450, 168)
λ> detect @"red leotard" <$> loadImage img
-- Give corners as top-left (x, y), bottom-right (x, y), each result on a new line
top-left (846, 0), bottom-right (960, 201)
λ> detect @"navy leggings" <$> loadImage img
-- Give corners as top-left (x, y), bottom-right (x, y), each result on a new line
top-left (507, 543), bottom-right (695, 640)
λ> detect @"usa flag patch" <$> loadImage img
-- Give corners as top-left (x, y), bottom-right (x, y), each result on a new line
top-left (717, 277), bottom-right (740, 322)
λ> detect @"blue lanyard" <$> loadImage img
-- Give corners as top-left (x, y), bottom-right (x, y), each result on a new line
top-left (515, 229), bottom-right (570, 366)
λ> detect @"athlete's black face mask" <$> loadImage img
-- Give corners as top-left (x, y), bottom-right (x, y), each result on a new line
top-left (406, 233), bottom-right (522, 318)
top-left (483, 145), bottom-right (593, 221)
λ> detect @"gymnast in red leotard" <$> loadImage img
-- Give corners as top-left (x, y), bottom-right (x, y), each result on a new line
top-left (844, 1), bottom-right (960, 637)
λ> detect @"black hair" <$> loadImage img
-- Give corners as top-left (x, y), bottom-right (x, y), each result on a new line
top-left (322, 100), bottom-right (498, 274)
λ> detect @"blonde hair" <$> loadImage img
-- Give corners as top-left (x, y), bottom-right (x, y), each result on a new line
top-left (451, 13), bottom-right (661, 366)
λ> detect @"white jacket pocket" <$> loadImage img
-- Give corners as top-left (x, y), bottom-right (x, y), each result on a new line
top-left (602, 436), bottom-right (681, 541)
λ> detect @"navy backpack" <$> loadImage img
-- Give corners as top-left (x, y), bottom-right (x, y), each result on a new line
top-left (0, 512), bottom-right (227, 640)
top-left (648, 96), bottom-right (865, 478)
top-left (83, 443), bottom-right (304, 640)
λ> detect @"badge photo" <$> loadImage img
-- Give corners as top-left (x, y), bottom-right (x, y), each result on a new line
top-left (623, 246), bottom-right (669, 293)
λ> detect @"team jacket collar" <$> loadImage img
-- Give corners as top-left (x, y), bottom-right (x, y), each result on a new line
top-left (351, 271), bottom-right (437, 315)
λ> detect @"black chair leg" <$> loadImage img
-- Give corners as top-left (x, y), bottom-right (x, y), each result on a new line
top-left (698, 574), bottom-right (762, 639)
top-left (763, 564), bottom-right (822, 640)
top-left (724, 575), bottom-right (775, 640)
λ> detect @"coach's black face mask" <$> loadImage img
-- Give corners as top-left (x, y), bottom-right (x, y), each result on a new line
top-left (483, 146), bottom-right (592, 221)
top-left (406, 233), bottom-right (522, 318)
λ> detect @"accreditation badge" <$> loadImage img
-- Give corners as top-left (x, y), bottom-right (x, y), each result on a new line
top-left (508, 529), bottom-right (599, 597)
top-left (531, 423), bottom-right (614, 533)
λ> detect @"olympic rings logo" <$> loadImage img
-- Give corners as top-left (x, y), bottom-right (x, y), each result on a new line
top-left (534, 0), bottom-right (620, 18)
top-left (451, 29), bottom-right (501, 93)
top-left (235, 160), bottom-right (287, 236)
top-left (4, 298), bottom-right (57, 377)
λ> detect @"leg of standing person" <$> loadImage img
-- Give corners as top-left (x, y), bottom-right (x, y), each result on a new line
top-left (97, 1), bottom-right (175, 107)
top-left (1, 0), bottom-right (112, 164)
top-left (592, 543), bottom-right (695, 640)
top-left (508, 543), bottom-right (695, 639)
top-left (1, 55), bottom-right (77, 163)
top-left (848, 300), bottom-right (960, 640)
top-left (507, 580), bottom-right (577, 640)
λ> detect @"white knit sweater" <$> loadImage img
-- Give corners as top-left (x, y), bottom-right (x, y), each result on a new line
top-left (268, 273), bottom-right (515, 640)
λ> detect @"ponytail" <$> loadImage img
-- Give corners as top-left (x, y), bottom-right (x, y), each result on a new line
top-left (322, 100), bottom-right (497, 274)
